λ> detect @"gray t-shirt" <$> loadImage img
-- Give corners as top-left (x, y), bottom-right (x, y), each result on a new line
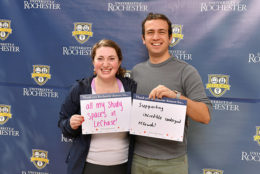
top-left (131, 56), bottom-right (212, 159)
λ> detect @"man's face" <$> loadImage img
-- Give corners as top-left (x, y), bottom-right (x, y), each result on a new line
top-left (142, 19), bottom-right (172, 58)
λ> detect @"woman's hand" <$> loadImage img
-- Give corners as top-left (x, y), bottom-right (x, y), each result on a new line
top-left (70, 114), bottom-right (84, 130)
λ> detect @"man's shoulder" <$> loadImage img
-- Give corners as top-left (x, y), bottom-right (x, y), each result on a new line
top-left (132, 60), bottom-right (148, 70)
top-left (171, 56), bottom-right (189, 66)
top-left (171, 57), bottom-right (197, 70)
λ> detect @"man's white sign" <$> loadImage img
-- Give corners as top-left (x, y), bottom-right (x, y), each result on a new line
top-left (130, 94), bottom-right (187, 141)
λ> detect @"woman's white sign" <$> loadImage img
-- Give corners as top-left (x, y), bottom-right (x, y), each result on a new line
top-left (80, 92), bottom-right (132, 134)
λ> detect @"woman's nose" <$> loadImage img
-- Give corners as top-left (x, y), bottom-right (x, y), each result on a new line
top-left (102, 60), bottom-right (110, 66)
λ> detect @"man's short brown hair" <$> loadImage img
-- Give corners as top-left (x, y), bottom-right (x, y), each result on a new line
top-left (142, 13), bottom-right (172, 39)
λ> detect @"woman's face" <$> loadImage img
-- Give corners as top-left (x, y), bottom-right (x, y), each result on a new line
top-left (93, 46), bottom-right (121, 81)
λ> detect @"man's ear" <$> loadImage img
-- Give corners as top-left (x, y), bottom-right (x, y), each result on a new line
top-left (142, 35), bottom-right (146, 45)
top-left (169, 34), bottom-right (173, 44)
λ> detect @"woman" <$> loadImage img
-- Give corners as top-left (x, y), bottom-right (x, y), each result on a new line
top-left (58, 39), bottom-right (137, 174)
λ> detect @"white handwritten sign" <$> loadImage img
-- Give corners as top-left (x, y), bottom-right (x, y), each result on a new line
top-left (130, 94), bottom-right (187, 142)
top-left (80, 92), bottom-right (132, 134)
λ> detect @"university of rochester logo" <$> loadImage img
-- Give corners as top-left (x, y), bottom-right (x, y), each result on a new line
top-left (170, 24), bottom-right (184, 47)
top-left (0, 105), bottom-right (12, 125)
top-left (201, 1), bottom-right (247, 12)
top-left (248, 52), bottom-right (260, 63)
top-left (72, 22), bottom-right (93, 44)
top-left (31, 65), bottom-right (51, 86)
top-left (206, 74), bottom-right (231, 97)
top-left (0, 19), bottom-right (12, 41)
top-left (253, 126), bottom-right (260, 146)
top-left (30, 149), bottom-right (49, 170)
top-left (107, 2), bottom-right (148, 12)
top-left (203, 169), bottom-right (223, 174)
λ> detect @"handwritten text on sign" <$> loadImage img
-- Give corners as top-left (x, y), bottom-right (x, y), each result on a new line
top-left (80, 92), bottom-right (131, 134)
top-left (130, 94), bottom-right (187, 141)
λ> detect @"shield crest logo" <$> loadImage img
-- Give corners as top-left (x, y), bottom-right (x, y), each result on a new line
top-left (206, 74), bottom-right (231, 97)
top-left (0, 105), bottom-right (12, 125)
top-left (170, 24), bottom-right (184, 47)
top-left (72, 22), bottom-right (93, 44)
top-left (0, 19), bottom-right (12, 41)
top-left (31, 149), bottom-right (49, 170)
top-left (31, 65), bottom-right (51, 86)
top-left (254, 126), bottom-right (260, 146)
top-left (203, 169), bottom-right (224, 174)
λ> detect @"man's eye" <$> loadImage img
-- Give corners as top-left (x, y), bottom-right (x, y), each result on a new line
top-left (159, 31), bottom-right (166, 34)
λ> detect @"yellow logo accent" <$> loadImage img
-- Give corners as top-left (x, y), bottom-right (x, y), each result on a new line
top-left (254, 126), bottom-right (260, 146)
top-left (72, 22), bottom-right (93, 44)
top-left (31, 149), bottom-right (49, 170)
top-left (31, 65), bottom-right (51, 86)
top-left (170, 24), bottom-right (184, 47)
top-left (203, 169), bottom-right (223, 174)
top-left (0, 105), bottom-right (12, 125)
top-left (206, 74), bottom-right (231, 97)
top-left (0, 19), bottom-right (12, 41)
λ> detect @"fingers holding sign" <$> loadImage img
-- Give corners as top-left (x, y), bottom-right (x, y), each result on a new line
top-left (70, 114), bottom-right (84, 130)
top-left (149, 85), bottom-right (177, 100)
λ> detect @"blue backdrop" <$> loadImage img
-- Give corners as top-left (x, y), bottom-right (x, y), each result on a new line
top-left (1, 0), bottom-right (259, 174)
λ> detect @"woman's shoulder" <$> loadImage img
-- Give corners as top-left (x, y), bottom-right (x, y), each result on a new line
top-left (70, 76), bottom-right (94, 94)
top-left (118, 76), bottom-right (137, 93)
top-left (118, 76), bottom-right (136, 84)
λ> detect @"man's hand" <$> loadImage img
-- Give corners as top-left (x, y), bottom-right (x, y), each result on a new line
top-left (149, 85), bottom-right (177, 99)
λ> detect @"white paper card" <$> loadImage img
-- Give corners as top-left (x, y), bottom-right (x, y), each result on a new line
top-left (130, 94), bottom-right (187, 141)
top-left (80, 92), bottom-right (132, 134)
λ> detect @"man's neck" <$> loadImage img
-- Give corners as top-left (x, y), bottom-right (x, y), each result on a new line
top-left (149, 53), bottom-right (171, 64)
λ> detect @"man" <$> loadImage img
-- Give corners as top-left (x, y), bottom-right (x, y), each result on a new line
top-left (131, 13), bottom-right (212, 174)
